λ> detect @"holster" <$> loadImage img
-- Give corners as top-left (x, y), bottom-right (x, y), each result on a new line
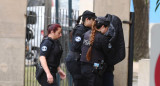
top-left (36, 63), bottom-right (44, 80)
top-left (98, 63), bottom-right (107, 77)
top-left (92, 63), bottom-right (107, 77)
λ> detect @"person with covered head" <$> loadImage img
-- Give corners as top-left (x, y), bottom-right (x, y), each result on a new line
top-left (103, 14), bottom-right (125, 86)
top-left (65, 10), bottom-right (96, 86)
top-left (80, 17), bottom-right (110, 86)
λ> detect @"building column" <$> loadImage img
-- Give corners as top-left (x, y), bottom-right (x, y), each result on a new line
top-left (0, 0), bottom-right (27, 86)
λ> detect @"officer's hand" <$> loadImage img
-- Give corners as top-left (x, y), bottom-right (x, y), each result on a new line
top-left (47, 73), bottom-right (54, 84)
top-left (58, 68), bottom-right (66, 80)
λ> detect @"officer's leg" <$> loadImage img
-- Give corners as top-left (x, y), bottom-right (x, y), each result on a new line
top-left (72, 78), bottom-right (85, 86)
top-left (103, 71), bottom-right (114, 86)
top-left (66, 60), bottom-right (84, 86)
top-left (81, 62), bottom-right (96, 86)
top-left (72, 61), bottom-right (86, 86)
top-left (94, 75), bottom-right (103, 86)
top-left (87, 73), bottom-right (96, 86)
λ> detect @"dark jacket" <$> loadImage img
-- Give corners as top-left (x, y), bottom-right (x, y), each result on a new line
top-left (102, 14), bottom-right (126, 72)
top-left (105, 14), bottom-right (125, 66)
top-left (80, 30), bottom-right (109, 64)
top-left (71, 24), bottom-right (90, 53)
top-left (40, 37), bottom-right (63, 72)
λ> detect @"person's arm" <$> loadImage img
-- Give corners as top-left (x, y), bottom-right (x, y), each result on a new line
top-left (39, 56), bottom-right (54, 84)
top-left (57, 67), bottom-right (66, 80)
top-left (71, 27), bottom-right (85, 52)
top-left (39, 39), bottom-right (55, 84)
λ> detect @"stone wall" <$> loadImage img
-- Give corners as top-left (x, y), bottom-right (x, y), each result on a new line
top-left (0, 0), bottom-right (27, 86)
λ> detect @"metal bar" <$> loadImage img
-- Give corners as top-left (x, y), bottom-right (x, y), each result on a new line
top-left (31, 7), bottom-right (34, 86)
top-left (44, 0), bottom-right (52, 35)
top-left (59, 9), bottom-right (61, 24)
top-left (66, 10), bottom-right (68, 27)
top-left (29, 7), bottom-right (33, 86)
top-left (62, 9), bottom-right (65, 26)
top-left (26, 6), bottom-right (29, 86)
top-left (68, 0), bottom-right (72, 27)
top-left (34, 6), bottom-right (38, 86)
top-left (56, 0), bottom-right (59, 23)
top-left (128, 12), bottom-right (135, 86)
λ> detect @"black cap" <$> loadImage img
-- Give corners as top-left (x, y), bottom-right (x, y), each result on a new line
top-left (82, 10), bottom-right (97, 19)
top-left (96, 17), bottom-right (110, 26)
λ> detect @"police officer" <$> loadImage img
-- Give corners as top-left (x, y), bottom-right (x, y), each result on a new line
top-left (38, 24), bottom-right (66, 86)
top-left (80, 17), bottom-right (110, 86)
top-left (65, 10), bottom-right (96, 86)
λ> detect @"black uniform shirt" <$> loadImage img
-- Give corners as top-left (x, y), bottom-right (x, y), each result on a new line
top-left (40, 37), bottom-right (63, 70)
top-left (71, 24), bottom-right (90, 53)
top-left (80, 30), bottom-right (109, 63)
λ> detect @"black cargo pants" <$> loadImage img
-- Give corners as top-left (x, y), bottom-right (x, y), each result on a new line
top-left (66, 51), bottom-right (86, 86)
top-left (81, 62), bottom-right (103, 86)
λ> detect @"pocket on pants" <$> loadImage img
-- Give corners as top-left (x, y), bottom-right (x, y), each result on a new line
top-left (81, 64), bottom-right (93, 75)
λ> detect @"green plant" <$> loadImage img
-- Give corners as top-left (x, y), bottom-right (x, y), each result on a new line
top-left (155, 0), bottom-right (160, 11)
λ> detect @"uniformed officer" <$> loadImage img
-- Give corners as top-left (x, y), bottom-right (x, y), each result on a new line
top-left (37, 24), bottom-right (66, 86)
top-left (80, 17), bottom-right (110, 86)
top-left (65, 10), bottom-right (96, 86)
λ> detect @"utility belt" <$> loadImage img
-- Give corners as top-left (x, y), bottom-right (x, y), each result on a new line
top-left (92, 60), bottom-right (107, 76)
top-left (48, 66), bottom-right (57, 73)
top-left (81, 60), bottom-right (107, 76)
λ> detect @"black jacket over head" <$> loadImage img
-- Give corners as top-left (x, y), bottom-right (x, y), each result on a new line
top-left (105, 14), bottom-right (125, 66)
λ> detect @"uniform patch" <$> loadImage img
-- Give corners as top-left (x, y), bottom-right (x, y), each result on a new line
top-left (41, 46), bottom-right (47, 51)
top-left (83, 39), bottom-right (90, 46)
top-left (75, 36), bottom-right (81, 42)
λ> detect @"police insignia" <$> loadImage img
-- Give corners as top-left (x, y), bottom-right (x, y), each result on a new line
top-left (75, 36), bottom-right (81, 42)
top-left (41, 46), bottom-right (47, 51)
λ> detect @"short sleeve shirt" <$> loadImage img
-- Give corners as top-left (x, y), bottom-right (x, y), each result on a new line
top-left (40, 38), bottom-right (53, 58)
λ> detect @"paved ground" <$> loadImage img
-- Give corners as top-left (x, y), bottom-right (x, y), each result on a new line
top-left (133, 62), bottom-right (138, 86)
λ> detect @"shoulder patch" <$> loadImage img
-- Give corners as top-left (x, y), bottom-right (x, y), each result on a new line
top-left (41, 46), bottom-right (47, 51)
top-left (75, 36), bottom-right (81, 42)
